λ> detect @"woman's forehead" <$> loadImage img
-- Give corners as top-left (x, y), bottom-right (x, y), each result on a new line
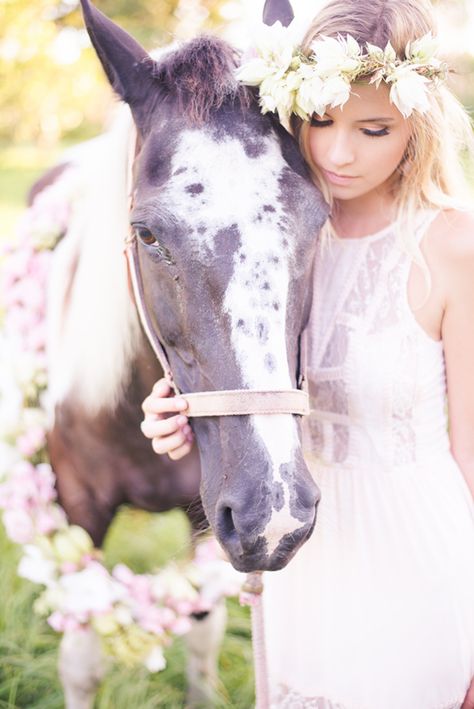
top-left (328, 82), bottom-right (402, 121)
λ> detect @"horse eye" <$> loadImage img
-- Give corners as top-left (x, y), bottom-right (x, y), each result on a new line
top-left (135, 227), bottom-right (156, 245)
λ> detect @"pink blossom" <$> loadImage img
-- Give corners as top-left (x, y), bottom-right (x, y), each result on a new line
top-left (194, 538), bottom-right (223, 564)
top-left (136, 606), bottom-right (165, 636)
top-left (157, 607), bottom-right (177, 627)
top-left (29, 250), bottom-right (51, 280)
top-left (169, 616), bottom-right (192, 636)
top-left (113, 565), bottom-right (153, 605)
top-left (171, 599), bottom-right (195, 616)
top-left (4, 305), bottom-right (38, 334)
top-left (25, 325), bottom-right (46, 353)
top-left (2, 247), bottom-right (33, 284)
top-left (58, 563), bottom-right (122, 617)
top-left (17, 426), bottom-right (46, 458)
top-left (48, 611), bottom-right (82, 633)
top-left (35, 464), bottom-right (58, 504)
top-left (60, 562), bottom-right (79, 574)
top-left (7, 276), bottom-right (44, 311)
top-left (3, 508), bottom-right (35, 544)
top-left (191, 599), bottom-right (212, 614)
top-left (35, 508), bottom-right (63, 536)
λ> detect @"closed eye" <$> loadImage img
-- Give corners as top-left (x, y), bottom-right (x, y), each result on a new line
top-left (311, 116), bottom-right (390, 138)
top-left (310, 117), bottom-right (333, 128)
top-left (362, 127), bottom-right (390, 137)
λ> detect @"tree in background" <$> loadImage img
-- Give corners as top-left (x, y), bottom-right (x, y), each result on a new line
top-left (0, 0), bottom-right (230, 146)
top-left (0, 0), bottom-right (472, 147)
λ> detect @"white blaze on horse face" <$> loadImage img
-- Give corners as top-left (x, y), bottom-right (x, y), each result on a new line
top-left (165, 129), bottom-right (303, 555)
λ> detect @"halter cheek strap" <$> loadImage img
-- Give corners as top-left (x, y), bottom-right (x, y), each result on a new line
top-left (124, 132), bottom-right (310, 418)
top-left (124, 236), bottom-right (310, 417)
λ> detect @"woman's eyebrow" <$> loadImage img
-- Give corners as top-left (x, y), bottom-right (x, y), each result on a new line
top-left (355, 117), bottom-right (396, 123)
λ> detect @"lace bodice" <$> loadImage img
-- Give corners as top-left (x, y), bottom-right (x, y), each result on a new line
top-left (303, 211), bottom-right (448, 469)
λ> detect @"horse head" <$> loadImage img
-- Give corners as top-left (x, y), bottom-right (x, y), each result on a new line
top-left (79, 0), bottom-right (328, 573)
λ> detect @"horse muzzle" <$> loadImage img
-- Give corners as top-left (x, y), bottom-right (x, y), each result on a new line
top-left (213, 457), bottom-right (320, 573)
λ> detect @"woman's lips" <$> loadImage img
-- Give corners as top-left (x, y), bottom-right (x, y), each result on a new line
top-left (322, 169), bottom-right (358, 186)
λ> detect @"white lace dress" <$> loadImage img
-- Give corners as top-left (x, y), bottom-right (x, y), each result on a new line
top-left (263, 212), bottom-right (474, 709)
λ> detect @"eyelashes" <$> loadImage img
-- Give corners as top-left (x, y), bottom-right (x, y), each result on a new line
top-left (310, 117), bottom-right (390, 138)
top-left (363, 127), bottom-right (390, 137)
top-left (310, 118), bottom-right (332, 128)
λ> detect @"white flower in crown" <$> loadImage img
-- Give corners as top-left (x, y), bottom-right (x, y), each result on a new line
top-left (295, 70), bottom-right (325, 120)
top-left (238, 25), bottom-right (447, 126)
top-left (387, 64), bottom-right (431, 118)
top-left (236, 20), bottom-right (297, 86)
top-left (259, 70), bottom-right (302, 128)
top-left (320, 74), bottom-right (352, 112)
top-left (366, 42), bottom-right (385, 63)
top-left (406, 32), bottom-right (440, 65)
top-left (310, 34), bottom-right (362, 78)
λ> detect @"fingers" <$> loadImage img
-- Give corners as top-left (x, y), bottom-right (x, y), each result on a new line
top-left (168, 440), bottom-right (194, 461)
top-left (141, 380), bottom-right (188, 419)
top-left (151, 427), bottom-right (190, 455)
top-left (140, 379), bottom-right (194, 459)
top-left (140, 414), bottom-right (188, 440)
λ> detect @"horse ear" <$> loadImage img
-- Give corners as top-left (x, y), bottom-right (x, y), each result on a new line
top-left (262, 0), bottom-right (295, 27)
top-left (79, 0), bottom-right (154, 107)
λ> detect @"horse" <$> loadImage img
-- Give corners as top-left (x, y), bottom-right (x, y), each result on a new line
top-left (29, 0), bottom-right (328, 705)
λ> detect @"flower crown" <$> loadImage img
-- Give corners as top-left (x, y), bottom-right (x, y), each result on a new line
top-left (236, 22), bottom-right (448, 128)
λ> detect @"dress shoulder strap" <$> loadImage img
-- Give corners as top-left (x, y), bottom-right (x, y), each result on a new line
top-left (413, 208), bottom-right (441, 245)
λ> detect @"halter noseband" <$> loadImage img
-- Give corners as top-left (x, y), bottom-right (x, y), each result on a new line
top-left (124, 133), bottom-right (310, 418)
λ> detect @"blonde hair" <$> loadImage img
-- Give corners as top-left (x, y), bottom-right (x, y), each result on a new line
top-left (291, 0), bottom-right (474, 255)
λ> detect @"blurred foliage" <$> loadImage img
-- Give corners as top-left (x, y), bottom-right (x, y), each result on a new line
top-left (0, 0), bottom-right (230, 146)
top-left (0, 0), bottom-right (473, 149)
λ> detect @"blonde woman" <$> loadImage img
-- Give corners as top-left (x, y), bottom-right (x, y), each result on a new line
top-left (141, 0), bottom-right (474, 706)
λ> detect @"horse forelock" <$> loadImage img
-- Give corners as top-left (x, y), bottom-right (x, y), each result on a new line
top-left (148, 35), bottom-right (250, 124)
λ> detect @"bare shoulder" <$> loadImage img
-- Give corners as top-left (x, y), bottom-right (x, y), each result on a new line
top-left (423, 210), bottom-right (474, 311)
top-left (426, 209), bottom-right (474, 264)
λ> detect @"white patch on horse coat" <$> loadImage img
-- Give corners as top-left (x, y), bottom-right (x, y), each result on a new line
top-left (166, 131), bottom-right (302, 553)
top-left (46, 107), bottom-right (141, 417)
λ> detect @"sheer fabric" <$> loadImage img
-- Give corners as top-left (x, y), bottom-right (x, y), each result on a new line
top-left (263, 212), bottom-right (474, 709)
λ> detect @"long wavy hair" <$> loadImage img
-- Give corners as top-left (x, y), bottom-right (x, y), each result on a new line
top-left (291, 0), bottom-right (474, 255)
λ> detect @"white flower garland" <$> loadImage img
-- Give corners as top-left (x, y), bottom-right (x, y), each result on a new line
top-left (236, 22), bottom-right (448, 128)
top-left (0, 170), bottom-right (244, 672)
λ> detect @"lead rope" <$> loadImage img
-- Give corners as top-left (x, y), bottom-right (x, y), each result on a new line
top-left (241, 571), bottom-right (270, 708)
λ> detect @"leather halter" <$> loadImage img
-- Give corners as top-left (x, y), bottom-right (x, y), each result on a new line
top-left (124, 134), bottom-right (310, 418)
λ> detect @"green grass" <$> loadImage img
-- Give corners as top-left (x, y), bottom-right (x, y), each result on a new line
top-left (0, 146), bottom-right (60, 235)
top-left (0, 510), bottom-right (254, 709)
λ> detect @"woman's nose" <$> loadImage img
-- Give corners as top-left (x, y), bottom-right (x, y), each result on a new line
top-left (328, 130), bottom-right (355, 168)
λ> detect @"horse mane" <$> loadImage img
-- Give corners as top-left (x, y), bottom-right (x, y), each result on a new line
top-left (148, 35), bottom-right (250, 123)
top-left (47, 105), bottom-right (142, 417)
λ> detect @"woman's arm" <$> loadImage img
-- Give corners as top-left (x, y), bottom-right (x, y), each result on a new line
top-left (439, 211), bottom-right (474, 499)
top-left (141, 379), bottom-right (194, 460)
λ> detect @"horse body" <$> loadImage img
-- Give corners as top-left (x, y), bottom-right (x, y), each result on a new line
top-left (48, 339), bottom-right (205, 547)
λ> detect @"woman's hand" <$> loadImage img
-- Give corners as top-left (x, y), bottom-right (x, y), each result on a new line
top-left (462, 677), bottom-right (474, 709)
top-left (141, 379), bottom-right (194, 460)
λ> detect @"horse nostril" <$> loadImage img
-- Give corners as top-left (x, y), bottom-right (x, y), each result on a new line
top-left (219, 506), bottom-right (237, 538)
top-left (216, 504), bottom-right (245, 556)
